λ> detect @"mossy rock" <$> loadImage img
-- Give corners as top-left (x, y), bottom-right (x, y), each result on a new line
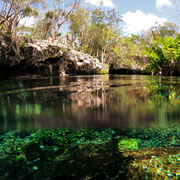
top-left (118, 138), bottom-right (140, 150)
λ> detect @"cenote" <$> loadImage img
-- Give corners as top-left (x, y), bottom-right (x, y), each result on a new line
top-left (0, 75), bottom-right (180, 179)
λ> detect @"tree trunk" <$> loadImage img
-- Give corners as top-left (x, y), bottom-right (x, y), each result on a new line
top-left (71, 32), bottom-right (75, 49)
top-left (101, 51), bottom-right (104, 63)
top-left (97, 49), bottom-right (98, 58)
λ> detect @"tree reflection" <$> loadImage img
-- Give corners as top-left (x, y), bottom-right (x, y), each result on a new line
top-left (0, 75), bottom-right (179, 131)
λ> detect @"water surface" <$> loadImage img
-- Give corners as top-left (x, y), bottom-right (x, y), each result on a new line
top-left (0, 75), bottom-right (179, 131)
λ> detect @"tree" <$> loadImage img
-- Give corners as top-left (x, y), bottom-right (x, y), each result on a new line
top-left (152, 22), bottom-right (179, 38)
top-left (48, 0), bottom-right (80, 39)
top-left (69, 7), bottom-right (90, 48)
top-left (32, 11), bottom-right (56, 40)
top-left (89, 8), bottom-right (122, 62)
top-left (15, 0), bottom-right (80, 40)
top-left (71, 8), bottom-right (122, 63)
top-left (0, 0), bottom-right (44, 35)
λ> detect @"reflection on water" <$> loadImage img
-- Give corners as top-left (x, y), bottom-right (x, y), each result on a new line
top-left (0, 75), bottom-right (180, 131)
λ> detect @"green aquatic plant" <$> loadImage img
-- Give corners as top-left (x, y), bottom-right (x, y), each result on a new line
top-left (118, 138), bottom-right (140, 150)
top-left (0, 127), bottom-right (180, 179)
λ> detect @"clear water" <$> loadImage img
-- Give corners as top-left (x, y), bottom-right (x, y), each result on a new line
top-left (0, 75), bottom-right (180, 179)
top-left (0, 75), bottom-right (179, 131)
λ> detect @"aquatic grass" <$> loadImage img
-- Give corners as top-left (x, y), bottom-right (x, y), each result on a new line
top-left (118, 138), bottom-right (140, 150)
top-left (0, 127), bottom-right (180, 179)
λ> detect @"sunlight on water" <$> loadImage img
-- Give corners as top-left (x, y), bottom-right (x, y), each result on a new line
top-left (0, 75), bottom-right (179, 131)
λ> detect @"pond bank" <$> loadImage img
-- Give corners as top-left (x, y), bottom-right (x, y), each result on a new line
top-left (0, 34), bottom-right (108, 77)
top-left (0, 34), bottom-right (151, 78)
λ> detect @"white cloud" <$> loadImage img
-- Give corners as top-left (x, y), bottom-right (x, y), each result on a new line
top-left (122, 10), bottom-right (167, 34)
top-left (84, 0), bottom-right (115, 8)
top-left (19, 17), bottom-right (35, 27)
top-left (155, 0), bottom-right (173, 8)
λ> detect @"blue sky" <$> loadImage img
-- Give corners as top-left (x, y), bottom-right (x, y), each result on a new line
top-left (84, 0), bottom-right (179, 34)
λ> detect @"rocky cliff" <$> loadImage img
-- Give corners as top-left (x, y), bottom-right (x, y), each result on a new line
top-left (0, 34), bottom-right (108, 77)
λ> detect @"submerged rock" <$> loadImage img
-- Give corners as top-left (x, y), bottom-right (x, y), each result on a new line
top-left (0, 34), bottom-right (108, 77)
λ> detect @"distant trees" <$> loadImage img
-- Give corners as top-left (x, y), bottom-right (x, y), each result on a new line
top-left (151, 22), bottom-right (179, 38)
top-left (0, 0), bottom-right (80, 38)
top-left (51, 0), bottom-right (80, 39)
top-left (69, 7), bottom-right (90, 48)
top-left (0, 0), bottom-right (44, 35)
top-left (88, 8), bottom-right (122, 63)
top-left (69, 7), bottom-right (122, 64)
top-left (0, 0), bottom-right (180, 75)
top-left (32, 0), bottom-right (80, 40)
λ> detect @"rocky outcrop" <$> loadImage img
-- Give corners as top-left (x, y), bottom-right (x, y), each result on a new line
top-left (0, 34), bottom-right (108, 77)
top-left (0, 34), bottom-right (22, 66)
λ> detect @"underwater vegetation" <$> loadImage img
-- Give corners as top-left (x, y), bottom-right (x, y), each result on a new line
top-left (118, 138), bottom-right (140, 151)
top-left (0, 127), bottom-right (180, 179)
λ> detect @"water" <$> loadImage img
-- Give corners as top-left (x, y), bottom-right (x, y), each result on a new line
top-left (0, 75), bottom-right (180, 131)
top-left (0, 75), bottom-right (180, 179)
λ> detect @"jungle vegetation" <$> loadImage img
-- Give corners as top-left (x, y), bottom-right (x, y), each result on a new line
top-left (0, 0), bottom-right (180, 75)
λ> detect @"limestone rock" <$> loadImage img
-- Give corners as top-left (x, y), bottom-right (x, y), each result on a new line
top-left (22, 40), bottom-right (108, 75)
top-left (0, 34), bottom-right (108, 76)
top-left (0, 34), bottom-right (22, 66)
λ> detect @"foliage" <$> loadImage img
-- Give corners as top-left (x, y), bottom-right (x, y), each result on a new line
top-left (30, 11), bottom-right (56, 40)
top-left (69, 7), bottom-right (122, 65)
top-left (69, 7), bottom-right (151, 70)
top-left (145, 35), bottom-right (180, 75)
top-left (51, 0), bottom-right (80, 39)
top-left (151, 22), bottom-right (179, 38)
top-left (0, 1), bottom-right (180, 73)
top-left (69, 7), bottom-right (90, 38)
top-left (0, 0), bottom-right (44, 35)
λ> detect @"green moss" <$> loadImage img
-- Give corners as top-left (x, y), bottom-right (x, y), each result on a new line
top-left (99, 69), bottom-right (109, 74)
top-left (118, 138), bottom-right (140, 150)
top-left (99, 64), bottom-right (109, 74)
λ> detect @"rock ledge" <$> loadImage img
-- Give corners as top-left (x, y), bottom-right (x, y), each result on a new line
top-left (0, 35), bottom-right (108, 76)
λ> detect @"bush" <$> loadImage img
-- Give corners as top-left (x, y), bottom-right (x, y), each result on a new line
top-left (145, 35), bottom-right (180, 75)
